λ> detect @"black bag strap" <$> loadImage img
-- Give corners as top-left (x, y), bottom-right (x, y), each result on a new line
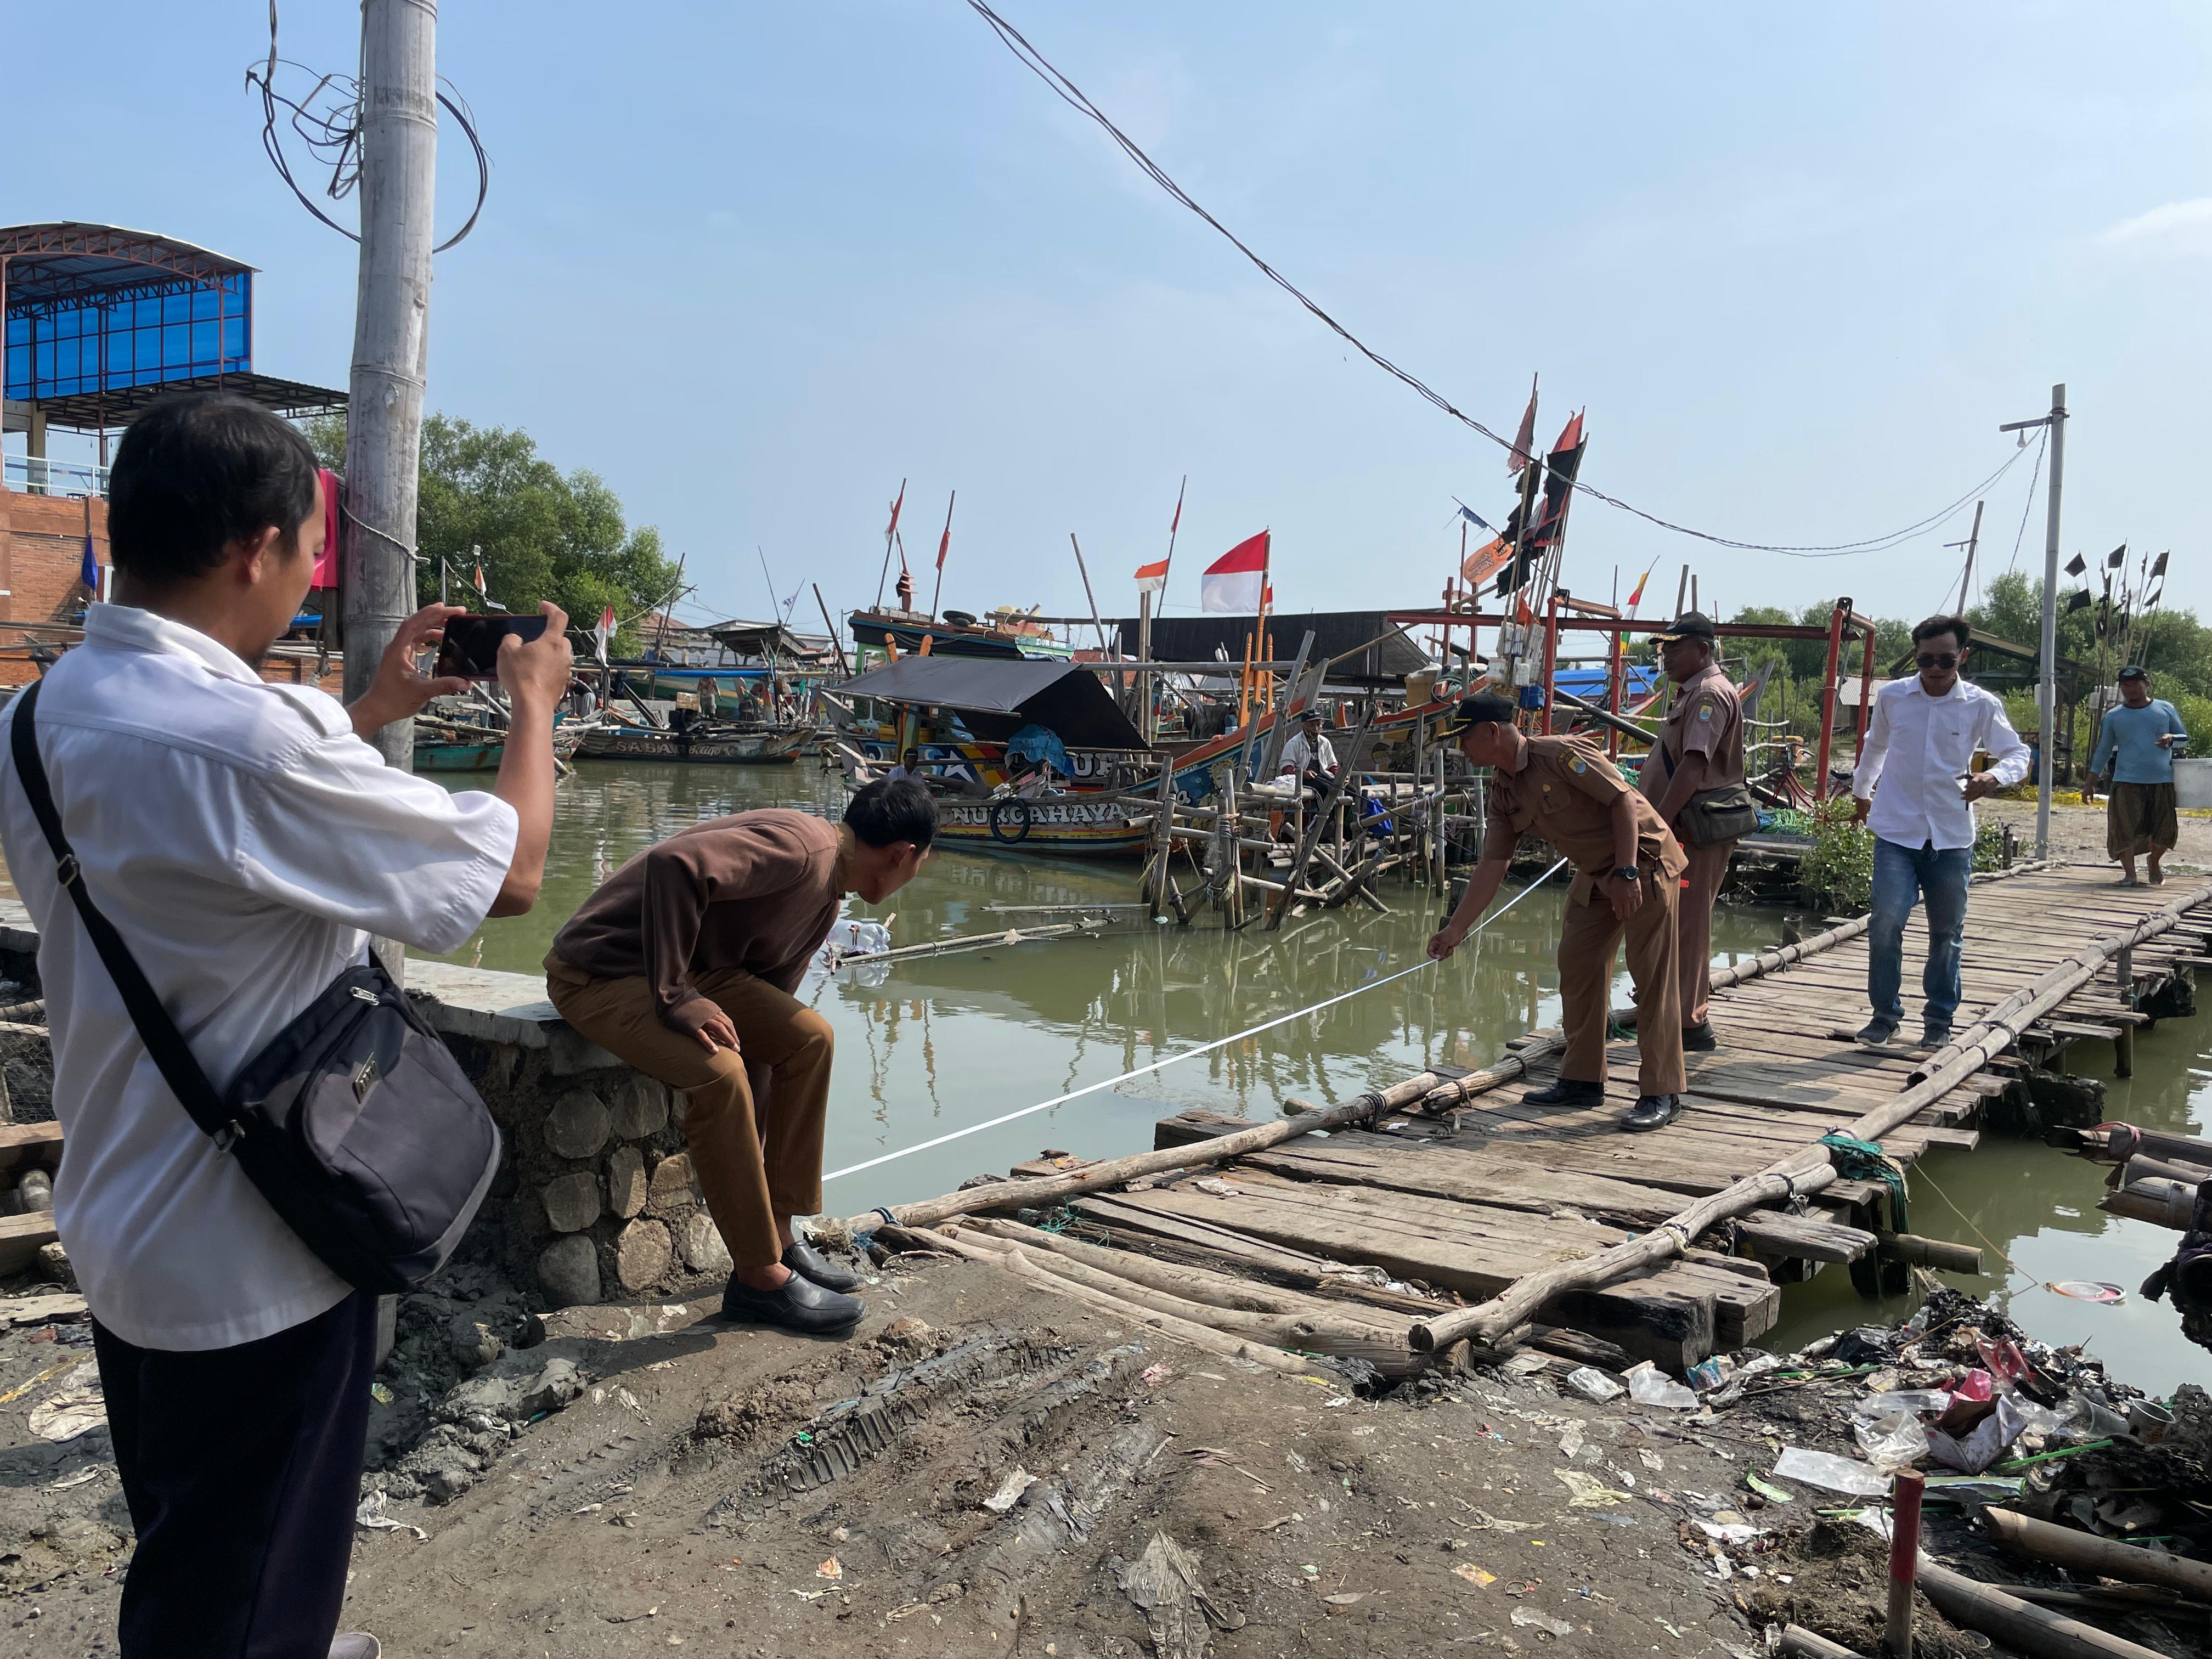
top-left (9, 682), bottom-right (242, 1149)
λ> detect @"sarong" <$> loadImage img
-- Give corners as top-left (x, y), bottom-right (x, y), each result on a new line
top-left (2107, 780), bottom-right (2179, 859)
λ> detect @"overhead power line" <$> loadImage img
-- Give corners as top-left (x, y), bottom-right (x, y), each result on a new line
top-left (966, 1), bottom-right (2030, 560)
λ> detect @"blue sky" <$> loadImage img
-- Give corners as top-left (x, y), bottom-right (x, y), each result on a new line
top-left (10, 2), bottom-right (2209, 632)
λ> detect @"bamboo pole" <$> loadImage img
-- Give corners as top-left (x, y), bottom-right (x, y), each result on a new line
top-left (895, 1221), bottom-right (1322, 1374)
top-left (1982, 1508), bottom-right (2212, 1602)
top-left (1411, 879), bottom-right (2212, 1354)
top-left (1916, 1560), bottom-right (2171, 1659)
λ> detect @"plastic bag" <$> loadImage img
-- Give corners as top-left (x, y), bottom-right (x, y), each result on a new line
top-left (1854, 1390), bottom-right (1952, 1420)
top-left (1853, 1410), bottom-right (1931, 1469)
top-left (1624, 1361), bottom-right (1698, 1410)
top-left (1927, 1395), bottom-right (2026, 1474)
top-left (1772, 1447), bottom-right (1889, 1497)
top-left (1686, 1356), bottom-right (1737, 1392)
top-left (1565, 1366), bottom-right (1623, 1403)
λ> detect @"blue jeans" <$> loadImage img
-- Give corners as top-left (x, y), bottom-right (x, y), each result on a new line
top-left (1866, 837), bottom-right (1972, 1030)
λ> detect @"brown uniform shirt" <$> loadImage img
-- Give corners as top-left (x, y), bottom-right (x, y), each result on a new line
top-left (1482, 734), bottom-right (1687, 905)
top-left (1637, 662), bottom-right (1746, 803)
top-left (551, 809), bottom-right (842, 1034)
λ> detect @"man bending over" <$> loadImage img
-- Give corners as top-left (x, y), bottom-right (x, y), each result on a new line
top-left (546, 779), bottom-right (936, 1334)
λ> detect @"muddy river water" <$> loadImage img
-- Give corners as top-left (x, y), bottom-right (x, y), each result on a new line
top-left (431, 759), bottom-right (2211, 1395)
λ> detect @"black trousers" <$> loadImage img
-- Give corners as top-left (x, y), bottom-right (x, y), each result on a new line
top-left (94, 1291), bottom-right (377, 1658)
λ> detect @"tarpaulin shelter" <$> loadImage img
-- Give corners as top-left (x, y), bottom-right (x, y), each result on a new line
top-left (834, 656), bottom-right (1147, 750)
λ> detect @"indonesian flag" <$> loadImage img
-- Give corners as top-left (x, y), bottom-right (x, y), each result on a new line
top-left (1201, 532), bottom-right (1268, 613)
top-left (473, 562), bottom-right (487, 597)
top-left (1134, 557), bottom-right (1170, 594)
top-left (593, 605), bottom-right (615, 663)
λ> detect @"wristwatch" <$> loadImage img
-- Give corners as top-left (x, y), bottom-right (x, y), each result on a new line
top-left (1613, 866), bottom-right (1642, 885)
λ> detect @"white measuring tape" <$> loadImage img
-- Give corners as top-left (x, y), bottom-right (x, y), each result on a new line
top-left (821, 857), bottom-right (1571, 1183)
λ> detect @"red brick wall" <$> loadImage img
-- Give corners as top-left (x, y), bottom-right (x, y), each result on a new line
top-left (0, 486), bottom-right (341, 693)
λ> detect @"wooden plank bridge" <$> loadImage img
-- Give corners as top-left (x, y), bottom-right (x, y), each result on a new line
top-left (870, 862), bottom-right (2212, 1377)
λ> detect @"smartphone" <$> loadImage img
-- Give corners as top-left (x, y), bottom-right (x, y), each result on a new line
top-left (435, 613), bottom-right (548, 680)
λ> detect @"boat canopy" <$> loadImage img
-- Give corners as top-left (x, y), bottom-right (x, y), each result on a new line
top-left (706, 619), bottom-right (832, 662)
top-left (833, 657), bottom-right (1147, 751)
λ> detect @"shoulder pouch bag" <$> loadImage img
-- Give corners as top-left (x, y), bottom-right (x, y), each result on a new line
top-left (1658, 738), bottom-right (1761, 848)
top-left (9, 681), bottom-right (500, 1294)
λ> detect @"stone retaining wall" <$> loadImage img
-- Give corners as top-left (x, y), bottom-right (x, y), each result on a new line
top-left (0, 914), bottom-right (731, 1310)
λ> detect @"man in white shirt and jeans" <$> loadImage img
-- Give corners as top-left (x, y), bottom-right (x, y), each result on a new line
top-left (0, 392), bottom-right (572, 1658)
top-left (1848, 615), bottom-right (2030, 1048)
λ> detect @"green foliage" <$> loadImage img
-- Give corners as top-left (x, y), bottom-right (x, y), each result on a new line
top-left (1968, 569), bottom-right (2212, 699)
top-left (304, 414), bottom-right (681, 656)
top-left (1797, 796), bottom-right (1874, 913)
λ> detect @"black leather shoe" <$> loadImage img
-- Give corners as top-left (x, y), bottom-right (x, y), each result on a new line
top-left (1622, 1094), bottom-right (1679, 1132)
top-left (1523, 1079), bottom-right (1605, 1108)
top-left (784, 1238), bottom-right (864, 1293)
top-left (719, 1271), bottom-right (864, 1334)
top-left (1681, 1021), bottom-right (1718, 1052)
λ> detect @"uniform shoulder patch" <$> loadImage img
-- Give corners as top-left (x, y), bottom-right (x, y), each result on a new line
top-left (1568, 755), bottom-right (1588, 774)
top-left (1698, 703), bottom-right (1714, 720)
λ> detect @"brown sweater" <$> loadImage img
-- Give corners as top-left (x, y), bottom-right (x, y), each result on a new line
top-left (550, 810), bottom-right (843, 1033)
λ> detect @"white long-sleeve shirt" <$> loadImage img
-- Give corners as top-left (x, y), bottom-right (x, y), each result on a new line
top-left (1850, 675), bottom-right (2031, 851)
top-left (0, 605), bottom-right (517, 1350)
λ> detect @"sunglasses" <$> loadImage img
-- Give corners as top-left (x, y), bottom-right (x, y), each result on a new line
top-left (1916, 652), bottom-right (1960, 670)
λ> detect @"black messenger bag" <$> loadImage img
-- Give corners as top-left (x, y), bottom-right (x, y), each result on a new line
top-left (9, 682), bottom-right (500, 1295)
top-left (1657, 738), bottom-right (1761, 848)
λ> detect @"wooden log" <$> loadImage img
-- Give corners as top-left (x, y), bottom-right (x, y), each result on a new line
top-left (1875, 1233), bottom-right (1985, 1274)
top-left (1915, 1558), bottom-right (2174, 1659)
top-left (1733, 1209), bottom-right (1875, 1265)
top-left (1983, 1506), bottom-right (2212, 1602)
top-left (1778, 1624), bottom-right (1869, 1659)
top-left (944, 1221), bottom-right (1419, 1374)
top-left (2100, 1177), bottom-right (2198, 1230)
top-left (891, 1221), bottom-right (1324, 1375)
top-left (1410, 880), bottom-right (2212, 1354)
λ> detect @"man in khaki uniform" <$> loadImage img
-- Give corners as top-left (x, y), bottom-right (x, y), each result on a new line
top-left (1427, 692), bottom-right (1690, 1131)
top-left (1637, 612), bottom-right (1745, 1052)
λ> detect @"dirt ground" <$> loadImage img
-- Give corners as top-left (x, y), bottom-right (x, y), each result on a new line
top-left (0, 1255), bottom-right (1794, 1659)
top-left (1980, 794), bottom-right (2212, 871)
top-left (5, 1263), bottom-right (2206, 1658)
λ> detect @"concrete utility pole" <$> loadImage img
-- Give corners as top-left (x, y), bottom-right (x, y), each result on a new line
top-left (342, 0), bottom-right (438, 770)
top-left (2001, 383), bottom-right (2067, 859)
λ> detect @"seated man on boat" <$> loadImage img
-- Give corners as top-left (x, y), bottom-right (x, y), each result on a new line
top-left (1426, 692), bottom-right (1689, 1132)
top-left (544, 778), bottom-right (938, 1334)
top-left (1277, 708), bottom-right (1340, 797)
top-left (887, 746), bottom-right (922, 782)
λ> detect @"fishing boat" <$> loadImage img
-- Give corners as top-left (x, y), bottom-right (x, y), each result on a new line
top-left (575, 719), bottom-right (812, 765)
top-left (413, 721), bottom-right (589, 772)
top-left (827, 656), bottom-right (1153, 857)
top-left (847, 606), bottom-right (1074, 662)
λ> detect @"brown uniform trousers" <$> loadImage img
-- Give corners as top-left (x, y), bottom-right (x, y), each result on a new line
top-left (1558, 868), bottom-right (1685, 1096)
top-left (544, 956), bottom-right (832, 1270)
top-left (1677, 838), bottom-right (1738, 1027)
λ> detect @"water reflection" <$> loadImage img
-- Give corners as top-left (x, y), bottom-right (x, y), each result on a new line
top-left (434, 761), bottom-right (2211, 1394)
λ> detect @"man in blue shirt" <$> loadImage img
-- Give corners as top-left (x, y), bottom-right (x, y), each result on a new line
top-left (2089, 666), bottom-right (2188, 887)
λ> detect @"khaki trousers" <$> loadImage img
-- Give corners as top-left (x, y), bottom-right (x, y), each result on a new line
top-left (1557, 868), bottom-right (1685, 1096)
top-left (544, 956), bottom-right (833, 1270)
top-left (1677, 838), bottom-right (1737, 1026)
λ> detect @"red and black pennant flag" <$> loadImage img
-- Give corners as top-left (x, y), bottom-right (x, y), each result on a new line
top-left (2151, 550), bottom-right (2169, 579)
top-left (1530, 412), bottom-right (1587, 551)
top-left (2064, 552), bottom-right (2087, 577)
top-left (2106, 543), bottom-right (2128, 568)
top-left (2064, 589), bottom-right (2092, 613)
top-left (1507, 375), bottom-right (1539, 476)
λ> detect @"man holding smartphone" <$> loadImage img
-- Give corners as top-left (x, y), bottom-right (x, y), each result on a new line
top-left (0, 391), bottom-right (572, 1659)
top-left (1849, 616), bottom-right (2031, 1048)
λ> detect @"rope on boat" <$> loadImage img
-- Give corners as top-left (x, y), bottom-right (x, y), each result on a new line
top-left (821, 856), bottom-right (1571, 1183)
